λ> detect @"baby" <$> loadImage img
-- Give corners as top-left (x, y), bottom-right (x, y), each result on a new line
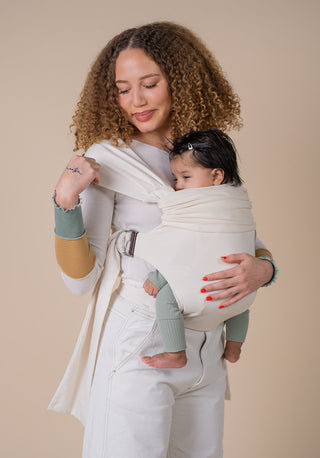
top-left (142, 129), bottom-right (250, 369)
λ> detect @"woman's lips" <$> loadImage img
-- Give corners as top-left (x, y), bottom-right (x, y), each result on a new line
top-left (133, 110), bottom-right (155, 122)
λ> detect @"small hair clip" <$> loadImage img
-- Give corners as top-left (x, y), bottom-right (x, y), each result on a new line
top-left (188, 143), bottom-right (193, 150)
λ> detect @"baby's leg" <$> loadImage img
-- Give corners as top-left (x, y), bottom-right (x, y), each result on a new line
top-left (223, 310), bottom-right (249, 363)
top-left (142, 280), bottom-right (187, 368)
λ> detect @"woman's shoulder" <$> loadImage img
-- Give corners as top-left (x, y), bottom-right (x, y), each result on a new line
top-left (85, 139), bottom-right (124, 160)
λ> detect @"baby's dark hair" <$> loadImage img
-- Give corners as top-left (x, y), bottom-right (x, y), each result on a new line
top-left (170, 129), bottom-right (243, 186)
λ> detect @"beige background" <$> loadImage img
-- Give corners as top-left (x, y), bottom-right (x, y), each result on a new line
top-left (1, 0), bottom-right (319, 456)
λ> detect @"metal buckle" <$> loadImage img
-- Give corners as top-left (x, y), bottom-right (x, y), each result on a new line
top-left (115, 230), bottom-right (138, 257)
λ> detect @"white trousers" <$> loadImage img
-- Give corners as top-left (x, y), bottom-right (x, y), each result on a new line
top-left (82, 294), bottom-right (226, 458)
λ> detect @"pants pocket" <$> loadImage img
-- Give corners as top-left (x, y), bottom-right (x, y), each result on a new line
top-left (110, 303), bottom-right (157, 372)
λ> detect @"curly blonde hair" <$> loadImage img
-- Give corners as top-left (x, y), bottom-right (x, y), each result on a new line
top-left (71, 22), bottom-right (242, 152)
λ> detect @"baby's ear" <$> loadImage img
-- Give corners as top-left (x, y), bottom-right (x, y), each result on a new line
top-left (212, 168), bottom-right (224, 185)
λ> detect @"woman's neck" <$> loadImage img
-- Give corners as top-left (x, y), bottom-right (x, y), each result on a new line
top-left (133, 130), bottom-right (172, 151)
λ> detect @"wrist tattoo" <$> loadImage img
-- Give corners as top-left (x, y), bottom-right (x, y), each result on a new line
top-left (66, 167), bottom-right (82, 175)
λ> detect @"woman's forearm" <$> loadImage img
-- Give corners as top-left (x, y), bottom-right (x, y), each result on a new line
top-left (54, 201), bottom-right (97, 279)
top-left (53, 182), bottom-right (115, 295)
top-left (254, 235), bottom-right (278, 286)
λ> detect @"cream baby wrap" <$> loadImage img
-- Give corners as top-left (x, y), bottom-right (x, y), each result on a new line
top-left (49, 140), bottom-right (255, 423)
top-left (133, 184), bottom-right (256, 331)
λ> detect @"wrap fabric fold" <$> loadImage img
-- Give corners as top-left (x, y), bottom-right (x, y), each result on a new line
top-left (85, 140), bottom-right (173, 201)
top-left (49, 140), bottom-right (254, 423)
top-left (48, 231), bottom-right (122, 424)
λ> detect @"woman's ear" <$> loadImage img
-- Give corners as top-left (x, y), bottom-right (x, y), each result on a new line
top-left (211, 168), bottom-right (224, 185)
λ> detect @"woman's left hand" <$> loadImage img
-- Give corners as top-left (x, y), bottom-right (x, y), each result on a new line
top-left (201, 253), bottom-right (274, 308)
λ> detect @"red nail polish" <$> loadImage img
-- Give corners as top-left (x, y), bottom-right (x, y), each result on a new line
top-left (221, 256), bottom-right (227, 260)
top-left (219, 305), bottom-right (224, 309)
top-left (200, 288), bottom-right (206, 293)
top-left (202, 276), bottom-right (208, 281)
top-left (206, 296), bottom-right (212, 301)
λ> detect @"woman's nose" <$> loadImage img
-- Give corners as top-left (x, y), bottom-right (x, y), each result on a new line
top-left (132, 88), bottom-right (147, 107)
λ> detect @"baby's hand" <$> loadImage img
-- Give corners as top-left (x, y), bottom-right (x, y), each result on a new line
top-left (143, 278), bottom-right (159, 298)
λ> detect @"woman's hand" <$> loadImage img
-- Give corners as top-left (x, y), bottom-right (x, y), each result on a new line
top-left (201, 253), bottom-right (274, 308)
top-left (54, 155), bottom-right (101, 209)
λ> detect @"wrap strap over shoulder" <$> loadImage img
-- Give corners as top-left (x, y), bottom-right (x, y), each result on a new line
top-left (85, 140), bottom-right (174, 202)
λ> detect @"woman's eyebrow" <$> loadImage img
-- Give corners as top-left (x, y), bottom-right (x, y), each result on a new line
top-left (115, 73), bottom-right (160, 84)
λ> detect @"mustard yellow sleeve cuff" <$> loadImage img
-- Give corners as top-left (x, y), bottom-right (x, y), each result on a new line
top-left (55, 233), bottom-right (97, 279)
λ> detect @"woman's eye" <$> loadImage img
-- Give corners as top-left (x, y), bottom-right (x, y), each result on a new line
top-left (143, 83), bottom-right (157, 89)
top-left (118, 88), bottom-right (129, 95)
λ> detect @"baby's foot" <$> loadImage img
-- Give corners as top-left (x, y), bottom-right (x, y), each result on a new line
top-left (141, 350), bottom-right (187, 368)
top-left (223, 341), bottom-right (243, 363)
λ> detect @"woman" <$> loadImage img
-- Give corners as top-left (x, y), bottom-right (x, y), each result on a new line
top-left (50, 22), bottom-right (276, 458)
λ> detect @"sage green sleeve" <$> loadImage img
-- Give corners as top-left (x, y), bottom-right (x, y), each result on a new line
top-left (148, 270), bottom-right (169, 290)
top-left (54, 202), bottom-right (85, 239)
top-left (225, 310), bottom-right (249, 343)
top-left (151, 273), bottom-right (186, 352)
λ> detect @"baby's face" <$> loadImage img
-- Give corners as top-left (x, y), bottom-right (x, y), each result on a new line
top-left (170, 153), bottom-right (215, 190)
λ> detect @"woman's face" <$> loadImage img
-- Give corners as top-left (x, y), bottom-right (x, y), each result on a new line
top-left (115, 48), bottom-right (172, 143)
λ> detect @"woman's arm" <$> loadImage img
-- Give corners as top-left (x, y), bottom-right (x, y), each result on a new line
top-left (201, 237), bottom-right (278, 308)
top-left (54, 153), bottom-right (115, 295)
top-left (54, 184), bottom-right (115, 295)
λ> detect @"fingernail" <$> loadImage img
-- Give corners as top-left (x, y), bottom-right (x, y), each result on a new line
top-left (221, 256), bottom-right (227, 260)
top-left (200, 288), bottom-right (206, 293)
top-left (219, 305), bottom-right (225, 309)
top-left (206, 296), bottom-right (212, 301)
top-left (202, 276), bottom-right (208, 281)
